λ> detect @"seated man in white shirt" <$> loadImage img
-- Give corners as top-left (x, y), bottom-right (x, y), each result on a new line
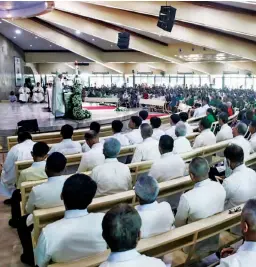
top-left (112, 120), bottom-right (130, 147)
top-left (1, 131), bottom-right (35, 201)
top-left (100, 203), bottom-right (166, 267)
top-left (9, 142), bottom-right (49, 228)
top-left (223, 144), bottom-right (256, 210)
top-left (193, 96), bottom-right (210, 117)
top-left (191, 102), bottom-right (201, 118)
top-left (132, 123), bottom-right (161, 163)
top-left (48, 124), bottom-right (82, 155)
top-left (125, 116), bottom-right (143, 145)
top-left (217, 199), bottom-right (256, 267)
top-left (91, 138), bottom-right (132, 197)
top-left (249, 120), bottom-right (256, 152)
top-left (231, 122), bottom-right (252, 160)
top-left (35, 173), bottom-right (107, 267)
top-left (216, 112), bottom-right (233, 143)
top-left (139, 109), bottom-right (148, 124)
top-left (150, 117), bottom-right (165, 141)
top-left (149, 135), bottom-right (186, 182)
top-left (165, 113), bottom-right (180, 139)
top-left (82, 121), bottom-right (101, 152)
top-left (175, 157), bottom-right (226, 255)
top-left (179, 112), bottom-right (193, 135)
top-left (77, 130), bottom-right (105, 172)
top-left (134, 175), bottom-right (174, 238)
top-left (173, 122), bottom-right (192, 154)
top-left (17, 152), bottom-right (67, 266)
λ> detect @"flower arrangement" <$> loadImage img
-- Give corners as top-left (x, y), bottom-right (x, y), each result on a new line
top-left (115, 107), bottom-right (128, 112)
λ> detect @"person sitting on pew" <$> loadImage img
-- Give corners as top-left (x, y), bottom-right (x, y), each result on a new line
top-left (173, 122), bottom-right (192, 154)
top-left (9, 142), bottom-right (49, 228)
top-left (179, 112), bottom-right (193, 134)
top-left (77, 130), bottom-right (105, 172)
top-left (149, 135), bottom-right (185, 182)
top-left (134, 175), bottom-right (174, 238)
top-left (249, 120), bottom-right (256, 152)
top-left (223, 144), bottom-right (256, 210)
top-left (48, 124), bottom-right (82, 155)
top-left (175, 157), bottom-right (226, 255)
top-left (217, 199), bottom-right (256, 266)
top-left (132, 124), bottom-right (160, 163)
top-left (165, 114), bottom-right (180, 139)
top-left (230, 122), bottom-right (252, 160)
top-left (99, 203), bottom-right (166, 267)
top-left (34, 173), bottom-right (107, 267)
top-left (112, 120), bottom-right (130, 147)
top-left (0, 131), bottom-right (34, 202)
top-left (82, 121), bottom-right (102, 152)
top-left (193, 96), bottom-right (210, 117)
top-left (139, 110), bottom-right (148, 124)
top-left (125, 116), bottom-right (143, 145)
top-left (91, 138), bottom-right (132, 197)
top-left (216, 112), bottom-right (233, 143)
top-left (17, 152), bottom-right (67, 265)
top-left (150, 117), bottom-right (165, 141)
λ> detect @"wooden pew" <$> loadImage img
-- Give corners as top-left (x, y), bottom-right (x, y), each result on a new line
top-left (20, 140), bottom-right (231, 215)
top-left (7, 125), bottom-right (113, 150)
top-left (47, 204), bottom-right (244, 267)
top-left (32, 175), bottom-right (192, 245)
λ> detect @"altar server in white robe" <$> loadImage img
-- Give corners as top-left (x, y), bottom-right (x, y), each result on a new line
top-left (175, 157), bottom-right (226, 255)
top-left (173, 122), bottom-right (192, 154)
top-left (112, 120), bottom-right (130, 147)
top-left (149, 135), bottom-right (186, 182)
top-left (18, 84), bottom-right (30, 103)
top-left (231, 122), bottom-right (252, 160)
top-left (48, 124), bottom-right (81, 155)
top-left (125, 116), bottom-right (143, 145)
top-left (99, 204), bottom-right (166, 267)
top-left (217, 199), bottom-right (256, 267)
top-left (249, 120), bottom-right (256, 152)
top-left (150, 117), bottom-right (165, 141)
top-left (77, 130), bottom-right (105, 172)
top-left (132, 123), bottom-right (160, 163)
top-left (223, 144), bottom-right (256, 210)
top-left (32, 82), bottom-right (44, 103)
top-left (216, 112), bottom-right (233, 143)
top-left (165, 113), bottom-right (181, 139)
top-left (91, 138), bottom-right (132, 197)
top-left (179, 112), bottom-right (193, 135)
top-left (135, 175), bottom-right (174, 238)
top-left (0, 131), bottom-right (34, 198)
top-left (35, 173), bottom-right (107, 267)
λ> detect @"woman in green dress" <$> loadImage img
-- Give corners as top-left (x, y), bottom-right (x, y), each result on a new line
top-left (206, 108), bottom-right (217, 125)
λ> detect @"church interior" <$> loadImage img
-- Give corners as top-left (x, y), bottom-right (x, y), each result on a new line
top-left (0, 1), bottom-right (256, 267)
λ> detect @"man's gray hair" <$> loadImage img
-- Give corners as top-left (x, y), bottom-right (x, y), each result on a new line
top-left (103, 138), bottom-right (121, 158)
top-left (135, 175), bottom-right (159, 203)
top-left (236, 122), bottom-right (248, 136)
top-left (189, 157), bottom-right (209, 180)
top-left (175, 121), bottom-right (187, 137)
top-left (140, 123), bottom-right (153, 139)
top-left (242, 199), bottom-right (256, 232)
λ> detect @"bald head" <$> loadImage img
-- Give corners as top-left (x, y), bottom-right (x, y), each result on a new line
top-left (233, 122), bottom-right (248, 137)
top-left (189, 157), bottom-right (209, 182)
top-left (140, 123), bottom-right (153, 139)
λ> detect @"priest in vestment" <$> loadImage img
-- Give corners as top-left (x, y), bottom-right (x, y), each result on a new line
top-left (52, 74), bottom-right (65, 118)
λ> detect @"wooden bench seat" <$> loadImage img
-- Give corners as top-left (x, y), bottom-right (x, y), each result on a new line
top-left (47, 204), bottom-right (244, 267)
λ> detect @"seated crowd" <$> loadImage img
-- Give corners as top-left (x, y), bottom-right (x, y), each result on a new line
top-left (2, 105), bottom-right (256, 267)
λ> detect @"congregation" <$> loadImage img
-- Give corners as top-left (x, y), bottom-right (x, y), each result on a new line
top-left (1, 95), bottom-right (256, 267)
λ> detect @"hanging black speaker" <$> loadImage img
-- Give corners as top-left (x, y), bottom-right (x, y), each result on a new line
top-left (157, 6), bottom-right (176, 32)
top-left (117, 32), bottom-right (130, 49)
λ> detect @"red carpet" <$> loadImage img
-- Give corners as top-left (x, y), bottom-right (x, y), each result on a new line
top-left (82, 105), bottom-right (116, 110)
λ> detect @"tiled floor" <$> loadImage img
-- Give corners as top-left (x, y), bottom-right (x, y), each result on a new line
top-left (0, 196), bottom-right (27, 267)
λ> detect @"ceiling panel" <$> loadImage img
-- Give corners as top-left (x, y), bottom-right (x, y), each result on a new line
top-left (0, 19), bottom-right (66, 50)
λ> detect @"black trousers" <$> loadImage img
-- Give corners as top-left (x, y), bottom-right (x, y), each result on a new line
top-left (11, 189), bottom-right (21, 222)
top-left (209, 167), bottom-right (225, 183)
top-left (17, 214), bottom-right (35, 264)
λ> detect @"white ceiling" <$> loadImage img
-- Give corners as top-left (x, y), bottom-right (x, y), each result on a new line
top-left (216, 1), bottom-right (256, 11)
top-left (0, 19), bottom-right (66, 50)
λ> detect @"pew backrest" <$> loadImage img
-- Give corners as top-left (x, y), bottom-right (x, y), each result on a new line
top-left (48, 204), bottom-right (243, 267)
